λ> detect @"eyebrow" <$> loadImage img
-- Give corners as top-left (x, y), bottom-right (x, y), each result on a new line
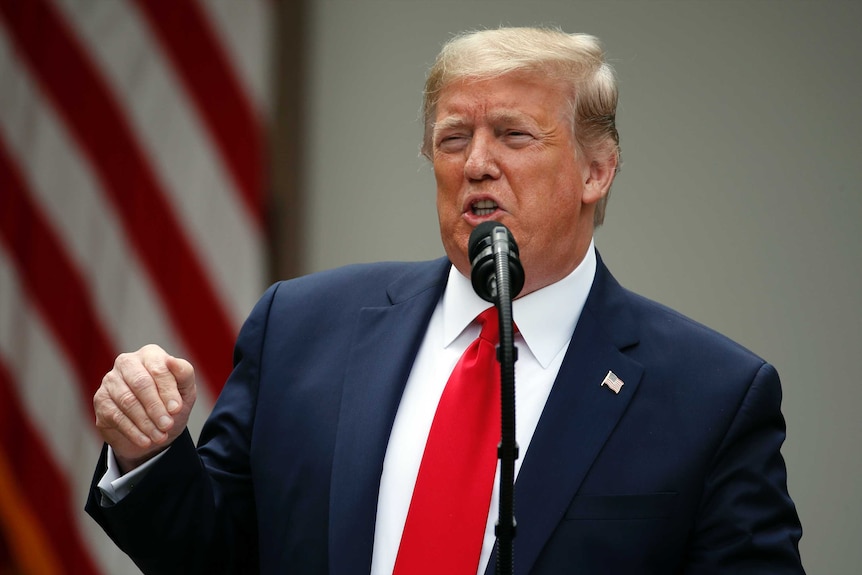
top-left (432, 116), bottom-right (469, 136)
top-left (433, 110), bottom-right (536, 137)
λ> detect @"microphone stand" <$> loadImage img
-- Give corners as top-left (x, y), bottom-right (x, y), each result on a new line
top-left (493, 242), bottom-right (518, 575)
top-left (468, 221), bottom-right (523, 575)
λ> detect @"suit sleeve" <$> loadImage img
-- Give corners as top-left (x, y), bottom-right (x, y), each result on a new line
top-left (84, 283), bottom-right (281, 574)
top-left (684, 362), bottom-right (805, 574)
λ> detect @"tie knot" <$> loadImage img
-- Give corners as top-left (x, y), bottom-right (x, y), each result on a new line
top-left (476, 308), bottom-right (500, 344)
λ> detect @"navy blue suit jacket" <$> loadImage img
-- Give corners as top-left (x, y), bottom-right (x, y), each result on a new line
top-left (86, 254), bottom-right (804, 574)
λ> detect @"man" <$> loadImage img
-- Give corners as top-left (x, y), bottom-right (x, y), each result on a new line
top-left (87, 27), bottom-right (804, 574)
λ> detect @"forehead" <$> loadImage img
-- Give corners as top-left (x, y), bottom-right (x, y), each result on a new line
top-left (434, 73), bottom-right (572, 125)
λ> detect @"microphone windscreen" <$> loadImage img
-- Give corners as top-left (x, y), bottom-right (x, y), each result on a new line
top-left (468, 221), bottom-right (501, 263)
top-left (468, 221), bottom-right (524, 302)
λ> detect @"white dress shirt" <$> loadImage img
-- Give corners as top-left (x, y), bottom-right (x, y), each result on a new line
top-left (100, 243), bottom-right (597, 574)
top-left (371, 243), bottom-right (596, 575)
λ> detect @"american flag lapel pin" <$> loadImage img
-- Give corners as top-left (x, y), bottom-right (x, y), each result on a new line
top-left (601, 370), bottom-right (624, 394)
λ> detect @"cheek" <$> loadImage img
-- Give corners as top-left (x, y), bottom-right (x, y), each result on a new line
top-left (523, 176), bottom-right (583, 237)
top-left (434, 164), bottom-right (464, 212)
top-left (434, 173), bottom-right (462, 237)
top-left (433, 156), bottom-right (461, 184)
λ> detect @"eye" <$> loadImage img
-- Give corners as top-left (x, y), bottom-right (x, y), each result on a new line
top-left (503, 130), bottom-right (534, 146)
top-left (436, 134), bottom-right (470, 152)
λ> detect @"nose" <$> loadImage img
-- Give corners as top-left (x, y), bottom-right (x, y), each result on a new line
top-left (464, 131), bottom-right (501, 181)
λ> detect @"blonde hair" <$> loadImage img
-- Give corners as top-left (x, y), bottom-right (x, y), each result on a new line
top-left (422, 27), bottom-right (620, 225)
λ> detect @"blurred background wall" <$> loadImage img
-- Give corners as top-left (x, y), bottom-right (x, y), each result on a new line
top-left (1, 1), bottom-right (859, 573)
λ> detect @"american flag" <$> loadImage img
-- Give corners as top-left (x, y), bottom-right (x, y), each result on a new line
top-left (601, 370), bottom-right (624, 394)
top-left (0, 1), bottom-right (272, 573)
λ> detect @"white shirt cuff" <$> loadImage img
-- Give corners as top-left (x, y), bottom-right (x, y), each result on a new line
top-left (96, 446), bottom-right (169, 505)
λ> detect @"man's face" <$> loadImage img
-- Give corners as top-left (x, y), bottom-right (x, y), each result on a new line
top-left (432, 73), bottom-right (610, 296)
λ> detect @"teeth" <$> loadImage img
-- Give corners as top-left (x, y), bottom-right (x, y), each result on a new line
top-left (472, 199), bottom-right (498, 215)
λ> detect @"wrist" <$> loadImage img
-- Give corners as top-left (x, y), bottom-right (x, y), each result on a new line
top-left (114, 444), bottom-right (169, 475)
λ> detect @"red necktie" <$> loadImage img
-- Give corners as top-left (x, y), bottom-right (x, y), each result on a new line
top-left (393, 308), bottom-right (501, 575)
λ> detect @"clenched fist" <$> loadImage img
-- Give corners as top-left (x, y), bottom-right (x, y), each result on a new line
top-left (93, 344), bottom-right (197, 473)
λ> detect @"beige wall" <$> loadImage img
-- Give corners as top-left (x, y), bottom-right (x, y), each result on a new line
top-left (302, 2), bottom-right (862, 572)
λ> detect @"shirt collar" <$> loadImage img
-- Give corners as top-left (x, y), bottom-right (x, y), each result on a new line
top-left (442, 240), bottom-right (597, 368)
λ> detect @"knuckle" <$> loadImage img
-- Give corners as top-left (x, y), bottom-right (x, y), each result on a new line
top-left (94, 413), bottom-right (114, 432)
top-left (148, 362), bottom-right (171, 381)
top-left (140, 343), bottom-right (164, 355)
top-left (93, 404), bottom-right (109, 428)
top-left (116, 390), bottom-right (141, 413)
top-left (93, 396), bottom-right (112, 421)
top-left (95, 402), bottom-right (121, 429)
top-left (93, 386), bottom-right (107, 407)
top-left (113, 352), bottom-right (136, 371)
top-left (127, 371), bottom-right (154, 392)
top-left (100, 369), bottom-right (121, 392)
top-left (143, 397), bottom-right (165, 415)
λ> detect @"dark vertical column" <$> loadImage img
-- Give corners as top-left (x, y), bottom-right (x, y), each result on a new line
top-left (268, 0), bottom-right (307, 281)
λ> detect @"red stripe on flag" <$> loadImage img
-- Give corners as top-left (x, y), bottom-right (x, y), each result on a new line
top-left (0, 0), bottom-right (237, 396)
top-left (0, 358), bottom-right (101, 575)
top-left (134, 0), bottom-right (266, 227)
top-left (0, 137), bottom-right (116, 403)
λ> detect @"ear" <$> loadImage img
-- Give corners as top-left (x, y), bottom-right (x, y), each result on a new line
top-left (582, 153), bottom-right (618, 205)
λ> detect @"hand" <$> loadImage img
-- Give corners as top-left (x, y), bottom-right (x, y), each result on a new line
top-left (94, 344), bottom-right (197, 473)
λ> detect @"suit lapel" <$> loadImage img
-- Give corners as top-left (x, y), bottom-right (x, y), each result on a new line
top-left (486, 256), bottom-right (645, 575)
top-left (328, 259), bottom-right (449, 574)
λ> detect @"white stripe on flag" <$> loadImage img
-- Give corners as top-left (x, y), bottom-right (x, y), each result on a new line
top-left (54, 0), bottom-right (266, 327)
top-left (203, 0), bottom-right (273, 119)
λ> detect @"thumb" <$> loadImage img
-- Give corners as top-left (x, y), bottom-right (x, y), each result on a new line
top-left (165, 355), bottom-right (196, 413)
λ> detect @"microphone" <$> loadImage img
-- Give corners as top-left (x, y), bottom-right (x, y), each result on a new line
top-left (468, 221), bottom-right (523, 572)
top-left (468, 221), bottom-right (525, 303)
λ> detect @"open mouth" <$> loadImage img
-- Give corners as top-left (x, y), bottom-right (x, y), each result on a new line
top-left (471, 199), bottom-right (498, 216)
